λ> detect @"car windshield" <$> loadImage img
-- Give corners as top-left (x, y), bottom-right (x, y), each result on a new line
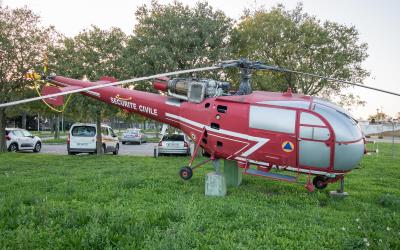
top-left (126, 130), bottom-right (139, 135)
top-left (71, 126), bottom-right (96, 137)
top-left (162, 134), bottom-right (184, 141)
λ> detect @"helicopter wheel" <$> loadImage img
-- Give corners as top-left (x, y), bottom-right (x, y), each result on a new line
top-left (179, 166), bottom-right (193, 180)
top-left (313, 176), bottom-right (328, 190)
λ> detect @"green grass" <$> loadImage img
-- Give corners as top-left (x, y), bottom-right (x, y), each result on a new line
top-left (42, 138), bottom-right (67, 144)
top-left (0, 144), bottom-right (399, 249)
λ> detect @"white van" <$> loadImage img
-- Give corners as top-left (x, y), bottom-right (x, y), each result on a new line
top-left (67, 123), bottom-right (119, 155)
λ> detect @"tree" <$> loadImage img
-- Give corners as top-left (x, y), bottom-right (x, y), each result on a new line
top-left (368, 111), bottom-right (389, 123)
top-left (0, 6), bottom-right (54, 152)
top-left (124, 1), bottom-right (232, 90)
top-left (230, 4), bottom-right (369, 106)
top-left (49, 26), bottom-right (127, 154)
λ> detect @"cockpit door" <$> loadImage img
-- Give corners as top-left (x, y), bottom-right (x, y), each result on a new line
top-left (298, 112), bottom-right (332, 169)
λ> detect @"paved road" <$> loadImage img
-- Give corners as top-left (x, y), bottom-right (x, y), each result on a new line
top-left (41, 143), bottom-right (158, 156)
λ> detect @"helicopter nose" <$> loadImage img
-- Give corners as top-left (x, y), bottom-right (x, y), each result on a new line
top-left (332, 120), bottom-right (365, 171)
top-left (312, 99), bottom-right (365, 172)
top-left (333, 137), bottom-right (365, 171)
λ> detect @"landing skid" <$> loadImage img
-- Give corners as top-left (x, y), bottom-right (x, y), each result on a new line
top-left (243, 162), bottom-right (344, 193)
top-left (178, 128), bottom-right (347, 195)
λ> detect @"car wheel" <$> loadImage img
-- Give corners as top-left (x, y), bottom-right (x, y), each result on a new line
top-left (113, 144), bottom-right (119, 155)
top-left (33, 142), bottom-right (41, 153)
top-left (68, 151), bottom-right (76, 155)
top-left (8, 143), bottom-right (18, 152)
top-left (122, 142), bottom-right (126, 145)
top-left (139, 140), bottom-right (142, 145)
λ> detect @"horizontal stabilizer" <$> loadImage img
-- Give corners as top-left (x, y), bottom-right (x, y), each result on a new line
top-left (41, 85), bottom-right (82, 106)
top-left (41, 86), bottom-right (65, 106)
top-left (99, 76), bottom-right (118, 83)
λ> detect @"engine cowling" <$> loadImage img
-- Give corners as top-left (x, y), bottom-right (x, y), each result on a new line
top-left (153, 77), bottom-right (230, 103)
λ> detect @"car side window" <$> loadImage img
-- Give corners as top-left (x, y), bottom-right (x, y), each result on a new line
top-left (101, 127), bottom-right (109, 136)
top-left (109, 128), bottom-right (116, 137)
top-left (21, 130), bottom-right (32, 137)
top-left (13, 131), bottom-right (23, 137)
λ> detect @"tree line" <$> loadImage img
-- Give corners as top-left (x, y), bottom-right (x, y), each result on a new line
top-left (0, 2), bottom-right (369, 152)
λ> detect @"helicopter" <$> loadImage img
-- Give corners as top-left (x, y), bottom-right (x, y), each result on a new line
top-left (1, 59), bottom-right (399, 192)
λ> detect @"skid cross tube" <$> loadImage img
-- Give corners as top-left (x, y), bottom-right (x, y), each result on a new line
top-left (191, 158), bottom-right (212, 170)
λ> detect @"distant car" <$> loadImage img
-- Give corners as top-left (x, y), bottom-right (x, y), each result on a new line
top-left (67, 123), bottom-right (119, 155)
top-left (121, 128), bottom-right (147, 145)
top-left (158, 134), bottom-right (191, 156)
top-left (5, 128), bottom-right (42, 153)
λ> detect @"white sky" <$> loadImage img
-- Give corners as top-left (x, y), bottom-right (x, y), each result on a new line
top-left (3, 0), bottom-right (400, 119)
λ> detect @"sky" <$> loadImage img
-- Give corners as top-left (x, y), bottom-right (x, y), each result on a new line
top-left (3, 0), bottom-right (400, 120)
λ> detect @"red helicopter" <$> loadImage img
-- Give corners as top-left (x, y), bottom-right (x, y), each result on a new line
top-left (2, 59), bottom-right (399, 192)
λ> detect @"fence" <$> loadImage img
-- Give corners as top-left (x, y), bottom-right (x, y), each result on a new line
top-left (359, 121), bottom-right (399, 159)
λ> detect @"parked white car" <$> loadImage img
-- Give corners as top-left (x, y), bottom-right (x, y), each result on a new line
top-left (67, 123), bottom-right (119, 155)
top-left (121, 128), bottom-right (147, 144)
top-left (158, 134), bottom-right (191, 156)
top-left (5, 128), bottom-right (42, 153)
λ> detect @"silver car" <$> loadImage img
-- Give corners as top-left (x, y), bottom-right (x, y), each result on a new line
top-left (5, 128), bottom-right (42, 153)
top-left (121, 129), bottom-right (147, 145)
top-left (157, 134), bottom-right (191, 156)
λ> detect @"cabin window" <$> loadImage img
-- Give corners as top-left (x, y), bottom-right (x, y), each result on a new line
top-left (300, 112), bottom-right (325, 126)
top-left (300, 126), bottom-right (330, 141)
top-left (101, 127), bottom-right (109, 136)
top-left (249, 106), bottom-right (296, 134)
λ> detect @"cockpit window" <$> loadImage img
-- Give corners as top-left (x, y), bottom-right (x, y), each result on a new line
top-left (313, 103), bottom-right (362, 142)
top-left (313, 98), bottom-right (357, 123)
top-left (257, 100), bottom-right (310, 109)
top-left (300, 112), bottom-right (325, 126)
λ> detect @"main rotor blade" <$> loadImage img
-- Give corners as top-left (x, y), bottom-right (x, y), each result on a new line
top-left (260, 65), bottom-right (400, 97)
top-left (0, 65), bottom-right (220, 108)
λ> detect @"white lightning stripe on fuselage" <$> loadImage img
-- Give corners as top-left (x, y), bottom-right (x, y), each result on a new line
top-left (165, 113), bottom-right (269, 157)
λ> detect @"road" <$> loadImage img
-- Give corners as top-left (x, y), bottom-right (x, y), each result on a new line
top-left (40, 143), bottom-right (158, 156)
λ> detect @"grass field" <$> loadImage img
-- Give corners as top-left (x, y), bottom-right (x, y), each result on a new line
top-left (0, 144), bottom-right (399, 249)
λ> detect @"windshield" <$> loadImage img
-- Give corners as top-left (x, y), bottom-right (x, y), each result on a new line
top-left (162, 134), bottom-right (184, 141)
top-left (313, 104), bottom-right (362, 142)
top-left (313, 98), bottom-right (357, 124)
top-left (71, 126), bottom-right (96, 137)
top-left (126, 130), bottom-right (139, 135)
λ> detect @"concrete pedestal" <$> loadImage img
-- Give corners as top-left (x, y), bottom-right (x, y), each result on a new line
top-left (205, 172), bottom-right (227, 197)
top-left (329, 191), bottom-right (349, 198)
top-left (224, 160), bottom-right (242, 187)
top-left (329, 177), bottom-right (348, 198)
